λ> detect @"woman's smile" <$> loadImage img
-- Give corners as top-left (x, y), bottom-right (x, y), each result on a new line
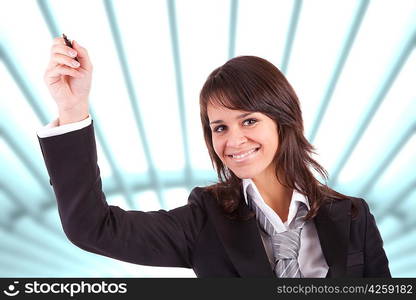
top-left (226, 146), bottom-right (261, 162)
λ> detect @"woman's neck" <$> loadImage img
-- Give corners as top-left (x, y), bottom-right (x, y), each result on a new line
top-left (252, 170), bottom-right (293, 222)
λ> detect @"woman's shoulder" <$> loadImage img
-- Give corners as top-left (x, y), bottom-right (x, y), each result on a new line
top-left (187, 185), bottom-right (218, 205)
top-left (188, 183), bottom-right (246, 218)
top-left (323, 191), bottom-right (371, 220)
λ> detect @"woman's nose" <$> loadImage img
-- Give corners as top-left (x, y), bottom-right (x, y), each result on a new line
top-left (226, 129), bottom-right (247, 147)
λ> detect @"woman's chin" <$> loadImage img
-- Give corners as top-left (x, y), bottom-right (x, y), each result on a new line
top-left (230, 169), bottom-right (256, 180)
top-left (229, 165), bottom-right (272, 181)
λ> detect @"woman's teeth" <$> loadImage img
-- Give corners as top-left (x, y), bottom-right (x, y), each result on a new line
top-left (229, 147), bottom-right (259, 159)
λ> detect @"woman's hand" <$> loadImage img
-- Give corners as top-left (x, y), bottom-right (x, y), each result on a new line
top-left (44, 37), bottom-right (93, 125)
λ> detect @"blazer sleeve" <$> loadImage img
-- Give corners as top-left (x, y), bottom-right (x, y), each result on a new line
top-left (361, 199), bottom-right (391, 277)
top-left (37, 121), bottom-right (206, 268)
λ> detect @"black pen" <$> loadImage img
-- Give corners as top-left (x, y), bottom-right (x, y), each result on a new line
top-left (62, 33), bottom-right (79, 62)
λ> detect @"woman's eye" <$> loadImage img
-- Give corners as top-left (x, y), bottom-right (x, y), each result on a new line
top-left (243, 118), bottom-right (257, 126)
top-left (213, 125), bottom-right (225, 132)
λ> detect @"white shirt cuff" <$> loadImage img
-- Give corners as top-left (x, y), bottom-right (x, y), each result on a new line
top-left (36, 115), bottom-right (92, 138)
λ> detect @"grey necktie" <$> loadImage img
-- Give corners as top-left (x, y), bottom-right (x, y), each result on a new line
top-left (248, 195), bottom-right (308, 278)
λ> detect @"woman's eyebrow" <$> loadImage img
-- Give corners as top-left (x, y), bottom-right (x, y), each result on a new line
top-left (209, 112), bottom-right (253, 125)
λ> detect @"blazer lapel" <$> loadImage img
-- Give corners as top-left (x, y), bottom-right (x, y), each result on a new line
top-left (314, 199), bottom-right (352, 278)
top-left (207, 193), bottom-right (273, 277)
top-left (207, 190), bottom-right (351, 278)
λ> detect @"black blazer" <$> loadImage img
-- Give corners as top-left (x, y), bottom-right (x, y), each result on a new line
top-left (37, 122), bottom-right (391, 277)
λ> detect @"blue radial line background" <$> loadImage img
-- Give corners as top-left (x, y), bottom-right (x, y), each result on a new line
top-left (280, 0), bottom-right (302, 74)
top-left (0, 0), bottom-right (415, 277)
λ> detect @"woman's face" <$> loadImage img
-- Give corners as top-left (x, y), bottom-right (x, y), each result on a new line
top-left (207, 102), bottom-right (279, 181)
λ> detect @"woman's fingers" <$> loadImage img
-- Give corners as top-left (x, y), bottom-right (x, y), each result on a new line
top-left (53, 36), bottom-right (66, 46)
top-left (49, 53), bottom-right (80, 69)
top-left (51, 44), bottom-right (78, 59)
top-left (45, 36), bottom-right (91, 83)
top-left (71, 40), bottom-right (93, 71)
top-left (44, 65), bottom-right (84, 84)
top-left (49, 38), bottom-right (92, 72)
top-left (49, 43), bottom-right (78, 68)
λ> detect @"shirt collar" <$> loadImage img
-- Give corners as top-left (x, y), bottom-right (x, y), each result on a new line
top-left (242, 178), bottom-right (310, 226)
top-left (243, 178), bottom-right (310, 210)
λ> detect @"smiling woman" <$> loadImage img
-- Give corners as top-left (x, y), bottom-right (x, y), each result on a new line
top-left (200, 56), bottom-right (349, 221)
top-left (37, 39), bottom-right (391, 278)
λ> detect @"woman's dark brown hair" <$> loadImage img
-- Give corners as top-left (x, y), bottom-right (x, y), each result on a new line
top-left (199, 55), bottom-right (356, 220)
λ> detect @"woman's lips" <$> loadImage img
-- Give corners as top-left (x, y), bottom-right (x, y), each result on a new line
top-left (227, 147), bottom-right (260, 162)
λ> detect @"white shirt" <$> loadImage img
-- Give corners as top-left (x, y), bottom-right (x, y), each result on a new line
top-left (243, 178), bottom-right (329, 277)
top-left (37, 117), bottom-right (329, 277)
top-left (37, 115), bottom-right (92, 138)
